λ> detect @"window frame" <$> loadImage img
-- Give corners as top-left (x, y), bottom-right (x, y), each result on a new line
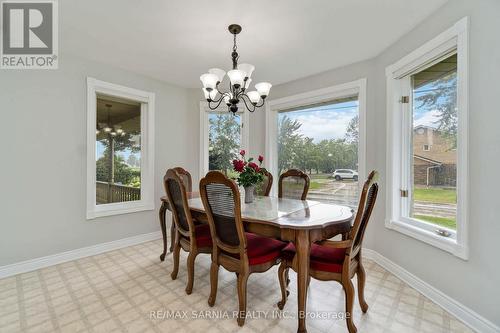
top-left (199, 102), bottom-right (249, 178)
top-left (385, 17), bottom-right (469, 259)
top-left (86, 78), bottom-right (155, 219)
top-left (265, 79), bottom-right (367, 196)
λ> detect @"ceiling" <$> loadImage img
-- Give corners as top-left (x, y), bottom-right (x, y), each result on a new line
top-left (413, 53), bottom-right (457, 88)
top-left (62, 0), bottom-right (448, 89)
top-left (96, 96), bottom-right (140, 135)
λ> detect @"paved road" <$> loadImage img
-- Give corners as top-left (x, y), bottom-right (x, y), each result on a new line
top-left (307, 180), bottom-right (359, 208)
top-left (414, 201), bottom-right (456, 218)
top-left (307, 179), bottom-right (456, 218)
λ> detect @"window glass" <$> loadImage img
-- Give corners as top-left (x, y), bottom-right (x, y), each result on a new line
top-left (277, 98), bottom-right (359, 207)
top-left (96, 97), bottom-right (141, 204)
top-left (410, 54), bottom-right (457, 230)
top-left (208, 113), bottom-right (241, 177)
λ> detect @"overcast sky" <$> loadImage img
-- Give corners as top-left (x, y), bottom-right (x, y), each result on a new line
top-left (279, 100), bottom-right (358, 142)
top-left (413, 109), bottom-right (441, 128)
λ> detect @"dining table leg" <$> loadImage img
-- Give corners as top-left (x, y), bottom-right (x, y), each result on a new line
top-left (159, 201), bottom-right (168, 261)
top-left (295, 229), bottom-right (311, 333)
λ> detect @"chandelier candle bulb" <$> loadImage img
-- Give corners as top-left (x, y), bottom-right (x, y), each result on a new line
top-left (200, 73), bottom-right (218, 90)
top-left (208, 68), bottom-right (226, 83)
top-left (255, 82), bottom-right (272, 97)
top-left (203, 88), bottom-right (218, 101)
top-left (247, 91), bottom-right (261, 104)
top-left (227, 69), bottom-right (245, 88)
top-left (238, 63), bottom-right (255, 79)
top-left (104, 127), bottom-right (112, 133)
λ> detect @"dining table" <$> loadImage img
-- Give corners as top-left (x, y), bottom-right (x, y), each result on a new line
top-left (159, 193), bottom-right (354, 333)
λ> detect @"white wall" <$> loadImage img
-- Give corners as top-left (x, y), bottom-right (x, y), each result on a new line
top-left (2, 0), bottom-right (499, 326)
top-left (251, 0), bottom-right (500, 326)
top-left (0, 55), bottom-right (197, 266)
top-left (372, 0), bottom-right (500, 326)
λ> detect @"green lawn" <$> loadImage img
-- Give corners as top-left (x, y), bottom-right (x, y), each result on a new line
top-left (309, 181), bottom-right (321, 190)
top-left (414, 188), bottom-right (456, 204)
top-left (310, 173), bottom-right (331, 180)
top-left (414, 214), bottom-right (456, 229)
top-left (299, 174), bottom-right (330, 190)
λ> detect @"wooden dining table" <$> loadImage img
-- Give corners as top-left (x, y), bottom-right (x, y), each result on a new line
top-left (159, 193), bottom-right (354, 333)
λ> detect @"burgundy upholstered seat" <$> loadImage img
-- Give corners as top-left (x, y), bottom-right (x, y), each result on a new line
top-left (281, 242), bottom-right (346, 273)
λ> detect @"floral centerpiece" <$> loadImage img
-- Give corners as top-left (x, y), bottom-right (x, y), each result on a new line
top-left (232, 150), bottom-right (266, 203)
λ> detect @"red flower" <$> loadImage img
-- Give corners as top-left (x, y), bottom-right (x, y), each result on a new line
top-left (248, 162), bottom-right (260, 172)
top-left (232, 159), bottom-right (246, 172)
top-left (258, 155), bottom-right (264, 163)
top-left (239, 149), bottom-right (246, 157)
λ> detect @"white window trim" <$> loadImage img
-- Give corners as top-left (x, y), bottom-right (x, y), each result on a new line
top-left (385, 17), bottom-right (469, 260)
top-left (199, 102), bottom-right (250, 178)
top-left (265, 79), bottom-right (367, 196)
top-left (86, 78), bottom-right (155, 219)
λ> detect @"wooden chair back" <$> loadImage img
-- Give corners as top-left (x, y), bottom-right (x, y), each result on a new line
top-left (349, 170), bottom-right (379, 256)
top-left (199, 171), bottom-right (247, 256)
top-left (255, 169), bottom-right (273, 196)
top-left (163, 169), bottom-right (196, 239)
top-left (278, 169), bottom-right (310, 200)
top-left (172, 167), bottom-right (192, 192)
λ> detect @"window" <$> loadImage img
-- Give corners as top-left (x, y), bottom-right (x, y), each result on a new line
top-left (410, 54), bottom-right (458, 229)
top-left (266, 79), bottom-right (366, 204)
top-left (95, 98), bottom-right (141, 205)
top-left (200, 103), bottom-right (249, 177)
top-left (87, 78), bottom-right (155, 219)
top-left (277, 97), bottom-right (359, 207)
top-left (385, 18), bottom-right (468, 259)
top-left (209, 112), bottom-right (241, 174)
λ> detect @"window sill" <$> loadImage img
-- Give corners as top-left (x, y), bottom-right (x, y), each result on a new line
top-left (87, 201), bottom-right (154, 220)
top-left (385, 219), bottom-right (468, 260)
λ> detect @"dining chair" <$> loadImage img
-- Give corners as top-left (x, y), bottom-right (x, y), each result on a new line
top-left (254, 169), bottom-right (273, 196)
top-left (164, 168), bottom-right (212, 295)
top-left (277, 170), bottom-right (379, 333)
top-left (168, 167), bottom-right (193, 253)
top-left (278, 169), bottom-right (310, 200)
top-left (199, 171), bottom-right (287, 326)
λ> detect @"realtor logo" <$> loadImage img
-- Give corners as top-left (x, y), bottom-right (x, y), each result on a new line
top-left (1, 0), bottom-right (58, 69)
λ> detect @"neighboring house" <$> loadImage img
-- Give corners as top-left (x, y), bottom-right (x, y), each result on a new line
top-left (413, 125), bottom-right (456, 186)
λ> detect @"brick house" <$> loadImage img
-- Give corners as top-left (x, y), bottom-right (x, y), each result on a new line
top-left (413, 125), bottom-right (456, 186)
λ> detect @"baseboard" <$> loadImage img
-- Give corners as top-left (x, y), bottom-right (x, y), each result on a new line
top-left (363, 248), bottom-right (500, 333)
top-left (0, 231), bottom-right (162, 279)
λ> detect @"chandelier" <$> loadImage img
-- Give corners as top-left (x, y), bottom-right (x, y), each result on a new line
top-left (200, 24), bottom-right (272, 114)
top-left (96, 104), bottom-right (126, 137)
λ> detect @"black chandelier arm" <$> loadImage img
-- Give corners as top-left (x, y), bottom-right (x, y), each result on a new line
top-left (207, 97), bottom-right (226, 110)
top-left (239, 94), bottom-right (256, 112)
top-left (236, 87), bottom-right (247, 99)
top-left (239, 92), bottom-right (265, 110)
top-left (209, 92), bottom-right (224, 104)
top-left (255, 98), bottom-right (266, 108)
top-left (215, 85), bottom-right (224, 97)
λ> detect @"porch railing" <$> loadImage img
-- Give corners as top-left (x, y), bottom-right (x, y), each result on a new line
top-left (96, 181), bottom-right (141, 204)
